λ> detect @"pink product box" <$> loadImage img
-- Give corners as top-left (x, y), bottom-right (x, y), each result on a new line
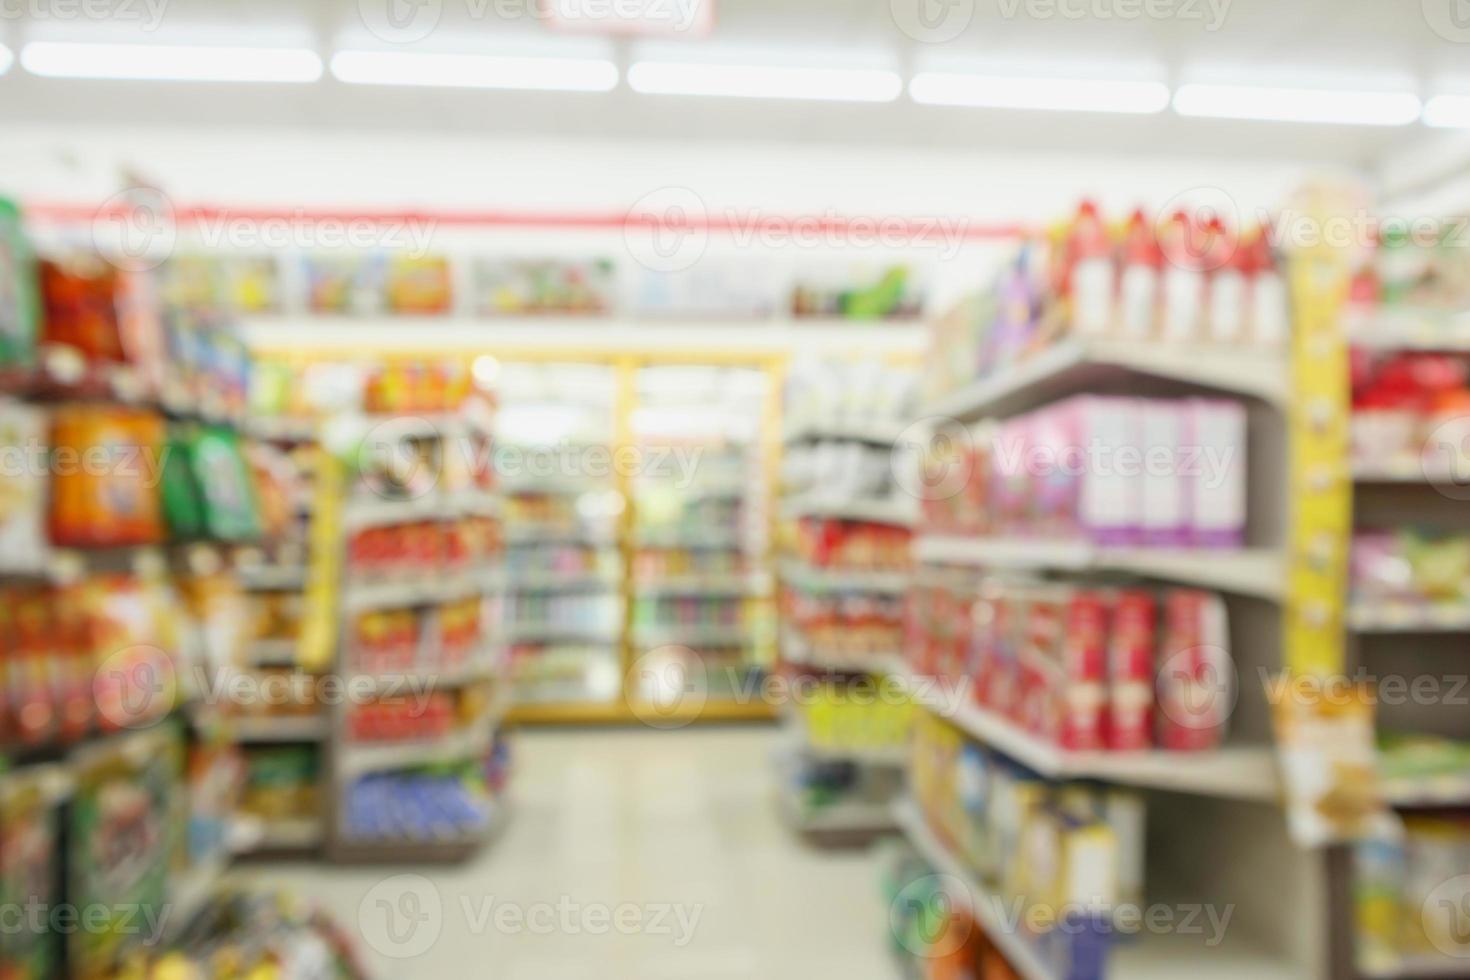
top-left (1140, 404), bottom-right (1190, 547)
top-left (1064, 395), bottom-right (1143, 546)
top-left (1186, 399), bottom-right (1247, 549)
top-left (989, 416), bottom-right (1034, 536)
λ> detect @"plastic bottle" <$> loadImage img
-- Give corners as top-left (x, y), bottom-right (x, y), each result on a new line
top-left (1117, 209), bottom-right (1162, 340)
top-left (1068, 201), bottom-right (1115, 337)
top-left (1207, 218), bottom-right (1248, 344)
top-left (1159, 210), bottom-right (1206, 344)
top-left (1246, 229), bottom-right (1289, 349)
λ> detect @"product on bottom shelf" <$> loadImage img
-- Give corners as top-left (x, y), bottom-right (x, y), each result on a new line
top-left (182, 742), bottom-right (246, 868)
top-left (68, 730), bottom-right (180, 980)
top-left (0, 768), bottom-right (63, 980)
top-left (1376, 732), bottom-right (1470, 799)
top-left (239, 747), bottom-right (319, 827)
top-left (886, 845), bottom-right (1017, 980)
top-left (343, 766), bottom-right (493, 842)
top-left (1355, 814), bottom-right (1470, 973)
top-left (910, 711), bottom-right (1147, 980)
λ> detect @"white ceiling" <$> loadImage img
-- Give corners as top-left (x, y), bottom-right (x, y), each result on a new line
top-left (0, 0), bottom-right (1466, 168)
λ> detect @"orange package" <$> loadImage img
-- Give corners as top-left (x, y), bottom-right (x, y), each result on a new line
top-left (49, 405), bottom-right (166, 548)
top-left (39, 257), bottom-right (125, 362)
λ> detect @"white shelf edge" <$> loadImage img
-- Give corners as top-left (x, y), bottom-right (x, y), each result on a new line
top-left (231, 715), bottom-right (330, 742)
top-left (924, 338), bottom-right (1288, 422)
top-left (781, 417), bottom-right (909, 447)
top-left (782, 496), bottom-right (918, 527)
top-left (914, 535), bottom-right (1285, 601)
top-left (778, 560), bottom-right (910, 594)
top-left (338, 721), bottom-right (494, 781)
top-left (908, 674), bottom-right (1280, 802)
top-left (1350, 603), bottom-right (1470, 633)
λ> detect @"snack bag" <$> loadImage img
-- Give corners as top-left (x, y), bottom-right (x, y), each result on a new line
top-left (49, 406), bottom-right (166, 548)
top-left (188, 427), bottom-right (262, 541)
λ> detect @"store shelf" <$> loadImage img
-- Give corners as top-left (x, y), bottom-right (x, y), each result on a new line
top-left (894, 799), bottom-right (1297, 980)
top-left (248, 817), bottom-right (323, 851)
top-left (1351, 458), bottom-right (1466, 484)
top-left (245, 638), bottom-right (298, 668)
top-left (238, 565), bottom-right (307, 590)
top-left (631, 528), bottom-right (746, 549)
top-left (782, 416), bottom-right (909, 446)
top-left (508, 571), bottom-right (621, 591)
top-left (909, 677), bottom-right (1279, 802)
top-left (231, 715), bottom-right (330, 743)
top-left (503, 623), bottom-right (621, 644)
top-left (778, 561), bottom-right (910, 594)
top-left (337, 721), bottom-right (494, 781)
top-left (1381, 776), bottom-right (1470, 809)
top-left (924, 338), bottom-right (1288, 423)
top-left (344, 657), bottom-right (499, 694)
top-left (633, 572), bottom-right (772, 596)
top-left (1350, 602), bottom-right (1470, 633)
top-left (779, 787), bottom-right (898, 834)
top-left (1361, 957), bottom-right (1470, 979)
top-left (781, 495), bottom-right (917, 527)
top-left (914, 535), bottom-right (1285, 601)
top-left (504, 524), bottom-right (619, 546)
top-left (342, 569), bottom-right (494, 613)
top-left (1347, 308), bottom-right (1470, 351)
top-left (783, 644), bottom-right (906, 676)
top-left (631, 623), bottom-right (753, 648)
top-left (509, 698), bottom-right (777, 726)
top-left (247, 415), bottom-right (319, 442)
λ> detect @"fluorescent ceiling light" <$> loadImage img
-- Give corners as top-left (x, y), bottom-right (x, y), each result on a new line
top-left (1173, 83), bottom-right (1421, 126)
top-left (627, 61), bottom-right (902, 102)
top-left (1424, 94), bottom-right (1470, 128)
top-left (20, 41), bottom-right (322, 82)
top-left (909, 72), bottom-right (1169, 114)
top-left (330, 51), bottom-right (618, 92)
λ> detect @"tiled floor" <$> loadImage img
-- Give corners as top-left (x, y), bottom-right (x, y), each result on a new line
top-left (251, 728), bottom-right (898, 979)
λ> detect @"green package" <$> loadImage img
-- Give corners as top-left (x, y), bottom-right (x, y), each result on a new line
top-left (0, 198), bottom-right (41, 370)
top-left (160, 427), bottom-right (207, 540)
top-left (189, 426), bottom-right (262, 541)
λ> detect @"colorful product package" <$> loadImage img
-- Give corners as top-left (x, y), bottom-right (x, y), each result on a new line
top-left (38, 257), bottom-right (125, 363)
top-left (1106, 590), bottom-right (1157, 751)
top-left (0, 771), bottom-right (61, 980)
top-left (1140, 403), bottom-right (1188, 546)
top-left (186, 426), bottom-right (263, 541)
top-left (386, 254), bottom-right (454, 315)
top-left (48, 406), bottom-right (167, 548)
top-left (1077, 396), bottom-right (1142, 545)
top-left (1059, 591), bottom-right (1109, 751)
top-left (1156, 589), bottom-right (1232, 751)
top-left (0, 198), bottom-right (41, 370)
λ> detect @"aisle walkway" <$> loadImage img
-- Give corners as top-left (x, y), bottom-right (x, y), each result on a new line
top-left (252, 728), bottom-right (897, 979)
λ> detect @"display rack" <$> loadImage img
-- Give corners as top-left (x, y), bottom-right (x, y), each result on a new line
top-left (893, 228), bottom-right (1343, 978)
top-left (772, 356), bottom-right (919, 838)
top-left (304, 412), bottom-right (513, 864)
